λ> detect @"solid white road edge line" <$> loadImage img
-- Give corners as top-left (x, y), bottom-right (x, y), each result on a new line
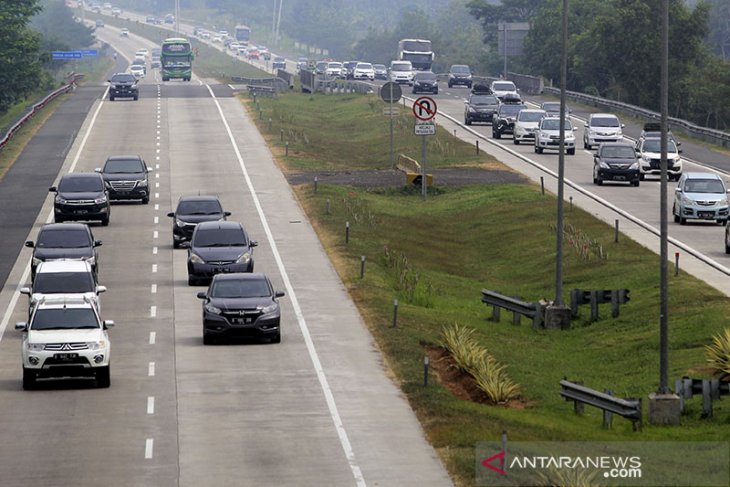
top-left (205, 84), bottom-right (366, 487)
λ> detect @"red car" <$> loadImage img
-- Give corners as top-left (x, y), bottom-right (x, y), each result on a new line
top-left (247, 49), bottom-right (260, 60)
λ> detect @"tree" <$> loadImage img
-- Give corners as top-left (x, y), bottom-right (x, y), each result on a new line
top-left (467, 0), bottom-right (547, 44)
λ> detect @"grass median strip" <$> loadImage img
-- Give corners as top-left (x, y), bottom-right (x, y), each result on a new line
top-left (245, 91), bottom-right (729, 485)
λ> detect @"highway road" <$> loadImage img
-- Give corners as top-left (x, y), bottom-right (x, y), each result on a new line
top-left (0, 24), bottom-right (451, 487)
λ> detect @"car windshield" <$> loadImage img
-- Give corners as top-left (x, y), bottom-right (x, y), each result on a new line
top-left (111, 74), bottom-right (135, 83)
top-left (451, 65), bottom-right (470, 74)
top-left (37, 229), bottom-right (91, 248)
top-left (31, 308), bottom-right (99, 330)
top-left (493, 82), bottom-right (516, 91)
top-left (373, 64), bottom-right (386, 70)
top-left (104, 159), bottom-right (144, 173)
top-left (58, 176), bottom-right (103, 192)
top-left (500, 105), bottom-right (526, 116)
top-left (177, 200), bottom-right (222, 215)
top-left (194, 228), bottom-right (247, 247)
top-left (356, 63), bottom-right (372, 69)
top-left (416, 72), bottom-right (436, 81)
top-left (542, 102), bottom-right (560, 111)
top-left (519, 111), bottom-right (546, 122)
top-left (592, 117), bottom-right (620, 127)
top-left (642, 139), bottom-right (678, 153)
top-left (601, 146), bottom-right (636, 158)
top-left (211, 279), bottom-right (271, 298)
top-left (328, 63), bottom-right (342, 68)
top-left (541, 119), bottom-right (573, 131)
top-left (471, 95), bottom-right (498, 105)
top-left (684, 179), bottom-right (725, 194)
top-left (34, 272), bottom-right (95, 294)
top-left (392, 64), bottom-right (411, 72)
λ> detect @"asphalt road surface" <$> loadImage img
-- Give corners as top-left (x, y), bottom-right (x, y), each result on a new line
top-left (0, 33), bottom-right (451, 487)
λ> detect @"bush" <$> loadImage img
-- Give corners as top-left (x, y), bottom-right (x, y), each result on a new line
top-left (705, 328), bottom-right (730, 380)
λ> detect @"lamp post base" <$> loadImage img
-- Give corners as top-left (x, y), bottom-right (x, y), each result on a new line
top-left (648, 392), bottom-right (681, 425)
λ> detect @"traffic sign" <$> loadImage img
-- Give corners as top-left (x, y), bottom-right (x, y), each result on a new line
top-left (413, 96), bottom-right (437, 121)
top-left (79, 49), bottom-right (98, 56)
top-left (415, 121), bottom-right (436, 136)
top-left (52, 51), bottom-right (82, 59)
top-left (382, 107), bottom-right (400, 117)
top-left (380, 82), bottom-right (402, 103)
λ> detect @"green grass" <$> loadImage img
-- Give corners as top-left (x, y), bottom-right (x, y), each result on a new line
top-left (247, 92), bottom-right (729, 485)
top-left (86, 11), bottom-right (268, 82)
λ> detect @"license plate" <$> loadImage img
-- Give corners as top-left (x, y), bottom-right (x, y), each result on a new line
top-left (54, 353), bottom-right (78, 360)
top-left (74, 210), bottom-right (88, 214)
top-left (698, 211), bottom-right (714, 218)
top-left (614, 176), bottom-right (625, 181)
top-left (232, 317), bottom-right (253, 324)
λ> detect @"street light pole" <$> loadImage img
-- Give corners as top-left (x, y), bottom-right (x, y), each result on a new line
top-left (555, 0), bottom-right (568, 306)
top-left (175, 0), bottom-right (179, 34)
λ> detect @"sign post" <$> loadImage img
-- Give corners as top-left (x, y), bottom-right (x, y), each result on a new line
top-left (381, 82), bottom-right (402, 167)
top-left (412, 96), bottom-right (437, 199)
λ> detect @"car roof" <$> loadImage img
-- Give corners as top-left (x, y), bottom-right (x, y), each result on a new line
top-left (599, 142), bottom-right (634, 148)
top-left (519, 109), bottom-right (546, 113)
top-left (591, 113), bottom-right (619, 118)
top-left (106, 155), bottom-right (143, 161)
top-left (35, 260), bottom-right (93, 273)
top-left (196, 220), bottom-right (243, 230)
top-left (178, 195), bottom-right (222, 203)
top-left (35, 295), bottom-right (95, 309)
top-left (211, 272), bottom-right (268, 283)
top-left (60, 172), bottom-right (102, 180)
top-left (684, 172), bottom-right (722, 180)
top-left (40, 222), bottom-right (90, 232)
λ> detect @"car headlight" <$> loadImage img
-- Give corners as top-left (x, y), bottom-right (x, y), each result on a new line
top-left (175, 218), bottom-right (187, 228)
top-left (204, 303), bottom-right (222, 314)
top-left (599, 161), bottom-right (611, 169)
top-left (32, 257), bottom-right (43, 267)
top-left (87, 340), bottom-right (107, 351)
top-left (642, 155), bottom-right (651, 162)
top-left (56, 197), bottom-right (68, 204)
top-left (236, 252), bottom-right (251, 264)
top-left (629, 162), bottom-right (639, 170)
top-left (94, 197), bottom-right (107, 204)
top-left (259, 303), bottom-right (278, 314)
top-left (681, 195), bottom-right (695, 205)
top-left (27, 343), bottom-right (45, 351)
top-left (189, 253), bottom-right (205, 264)
top-left (137, 180), bottom-right (148, 187)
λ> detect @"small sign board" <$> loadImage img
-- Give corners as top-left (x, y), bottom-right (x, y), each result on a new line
top-left (382, 107), bottom-right (400, 117)
top-left (415, 121), bottom-right (436, 136)
top-left (79, 49), bottom-right (98, 56)
top-left (52, 51), bottom-right (82, 59)
top-left (380, 82), bottom-right (402, 103)
top-left (413, 96), bottom-right (437, 121)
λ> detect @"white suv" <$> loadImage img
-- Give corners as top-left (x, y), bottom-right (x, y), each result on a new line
top-left (583, 113), bottom-right (624, 149)
top-left (636, 137), bottom-right (683, 181)
top-left (534, 117), bottom-right (577, 155)
top-left (490, 80), bottom-right (519, 100)
top-left (389, 60), bottom-right (414, 85)
top-left (513, 109), bottom-right (547, 145)
top-left (16, 296), bottom-right (114, 389)
top-left (21, 260), bottom-right (106, 316)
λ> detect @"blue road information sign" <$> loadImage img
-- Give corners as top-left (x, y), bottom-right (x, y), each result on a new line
top-left (52, 51), bottom-right (82, 59)
top-left (79, 50), bottom-right (98, 56)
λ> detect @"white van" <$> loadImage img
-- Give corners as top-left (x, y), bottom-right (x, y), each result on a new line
top-left (389, 60), bottom-right (414, 85)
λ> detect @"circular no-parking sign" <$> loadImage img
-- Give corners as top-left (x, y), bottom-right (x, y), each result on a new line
top-left (412, 96), bottom-right (437, 121)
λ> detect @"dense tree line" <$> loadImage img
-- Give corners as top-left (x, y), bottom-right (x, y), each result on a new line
top-left (0, 0), bottom-right (95, 116)
top-left (469, 0), bottom-right (730, 130)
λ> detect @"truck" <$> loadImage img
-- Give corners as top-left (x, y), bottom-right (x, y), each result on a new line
top-left (397, 39), bottom-right (433, 71)
top-left (235, 25), bottom-right (251, 46)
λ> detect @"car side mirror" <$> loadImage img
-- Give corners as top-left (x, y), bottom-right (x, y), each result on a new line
top-left (167, 212), bottom-right (175, 218)
top-left (675, 187), bottom-right (682, 193)
top-left (25, 241), bottom-right (34, 248)
top-left (584, 124), bottom-right (588, 128)
top-left (20, 287), bottom-right (31, 296)
top-left (180, 241), bottom-right (191, 248)
top-left (147, 168), bottom-right (153, 173)
top-left (249, 240), bottom-right (258, 248)
top-left (621, 124), bottom-right (626, 128)
top-left (94, 240), bottom-right (103, 247)
top-left (275, 291), bottom-right (285, 298)
top-left (95, 168), bottom-right (102, 173)
top-left (15, 322), bottom-right (27, 331)
top-left (49, 186), bottom-right (57, 193)
top-left (573, 127), bottom-right (577, 131)
top-left (97, 285), bottom-right (107, 294)
top-left (224, 211), bottom-right (231, 217)
top-left (107, 79), bottom-right (111, 83)
top-left (103, 320), bottom-right (115, 329)
top-left (196, 292), bottom-right (207, 299)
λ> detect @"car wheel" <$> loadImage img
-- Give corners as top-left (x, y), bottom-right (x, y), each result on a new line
top-left (639, 173), bottom-right (645, 181)
top-left (465, 118), bottom-right (472, 125)
top-left (434, 88), bottom-right (438, 95)
top-left (680, 216), bottom-right (687, 225)
top-left (134, 95), bottom-right (138, 101)
top-left (632, 180), bottom-right (640, 187)
top-left (567, 148), bottom-right (575, 155)
top-left (535, 146), bottom-right (543, 154)
top-left (493, 130), bottom-right (501, 139)
top-left (203, 333), bottom-right (214, 345)
top-left (96, 366), bottom-right (110, 388)
top-left (162, 77), bottom-right (168, 82)
top-left (101, 215), bottom-right (110, 226)
top-left (142, 196), bottom-right (149, 204)
top-left (270, 333), bottom-right (281, 344)
top-left (467, 83), bottom-right (472, 89)
top-left (584, 140), bottom-right (589, 150)
top-left (54, 216), bottom-right (64, 223)
top-left (718, 219), bottom-right (728, 226)
top-left (188, 275), bottom-right (198, 286)
top-left (22, 368), bottom-right (36, 390)
top-left (109, 96), bottom-right (115, 101)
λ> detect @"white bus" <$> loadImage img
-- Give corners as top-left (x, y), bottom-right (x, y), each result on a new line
top-left (398, 39), bottom-right (433, 71)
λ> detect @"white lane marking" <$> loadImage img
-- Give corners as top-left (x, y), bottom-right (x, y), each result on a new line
top-left (155, 192), bottom-right (159, 199)
top-left (148, 362), bottom-right (155, 376)
top-left (145, 439), bottom-right (154, 459)
top-left (152, 264), bottom-right (158, 273)
top-left (156, 142), bottom-right (160, 146)
top-left (151, 284), bottom-right (157, 294)
top-left (206, 84), bottom-right (365, 487)
top-left (154, 216), bottom-right (159, 224)
top-left (153, 246), bottom-right (158, 255)
top-left (0, 91), bottom-right (107, 345)
top-left (153, 230), bottom-right (159, 239)
top-left (149, 331), bottom-right (156, 345)
top-left (147, 396), bottom-right (155, 414)
top-left (155, 173), bottom-right (160, 179)
top-left (150, 306), bottom-right (157, 318)
top-left (155, 182), bottom-right (160, 188)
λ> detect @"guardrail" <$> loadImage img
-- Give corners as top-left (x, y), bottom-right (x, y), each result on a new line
top-left (570, 288), bottom-right (630, 320)
top-left (0, 73), bottom-right (84, 151)
top-left (230, 76), bottom-right (290, 93)
top-left (560, 378), bottom-right (642, 430)
top-left (675, 377), bottom-right (730, 418)
top-left (481, 289), bottom-right (544, 328)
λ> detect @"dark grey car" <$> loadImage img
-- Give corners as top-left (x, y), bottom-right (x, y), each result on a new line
top-left (25, 223), bottom-right (102, 281)
top-left (97, 155), bottom-right (151, 203)
top-left (592, 142), bottom-right (640, 186)
top-left (168, 196), bottom-right (230, 248)
top-left (197, 272), bottom-right (284, 344)
top-left (108, 72), bottom-right (138, 101)
top-left (186, 221), bottom-right (257, 285)
top-left (50, 172), bottom-right (110, 225)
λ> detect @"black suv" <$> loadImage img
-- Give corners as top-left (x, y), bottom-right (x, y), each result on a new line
top-left (25, 223), bottom-right (102, 280)
top-left (97, 155), bottom-right (151, 203)
top-left (412, 71), bottom-right (438, 94)
top-left (167, 196), bottom-right (230, 248)
top-left (592, 142), bottom-right (640, 187)
top-left (197, 273), bottom-right (285, 344)
top-left (448, 64), bottom-right (472, 88)
top-left (464, 91), bottom-right (500, 126)
top-left (492, 98), bottom-right (527, 139)
top-left (50, 172), bottom-right (110, 225)
top-left (186, 221), bottom-right (257, 285)
top-left (108, 73), bottom-right (138, 101)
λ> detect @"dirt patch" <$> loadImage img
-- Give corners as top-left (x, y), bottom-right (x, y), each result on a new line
top-left (426, 346), bottom-right (528, 409)
top-left (285, 167), bottom-right (528, 188)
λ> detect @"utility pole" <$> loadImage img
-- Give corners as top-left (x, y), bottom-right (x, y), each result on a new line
top-left (272, 0), bottom-right (278, 42)
top-left (174, 0), bottom-right (180, 34)
top-left (276, 0), bottom-right (284, 45)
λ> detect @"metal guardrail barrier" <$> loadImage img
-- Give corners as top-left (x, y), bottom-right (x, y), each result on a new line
top-left (230, 76), bottom-right (290, 93)
top-left (560, 378), bottom-right (642, 430)
top-left (570, 288), bottom-right (630, 320)
top-left (481, 289), bottom-right (544, 328)
top-left (0, 73), bottom-right (84, 151)
top-left (675, 377), bottom-right (730, 418)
